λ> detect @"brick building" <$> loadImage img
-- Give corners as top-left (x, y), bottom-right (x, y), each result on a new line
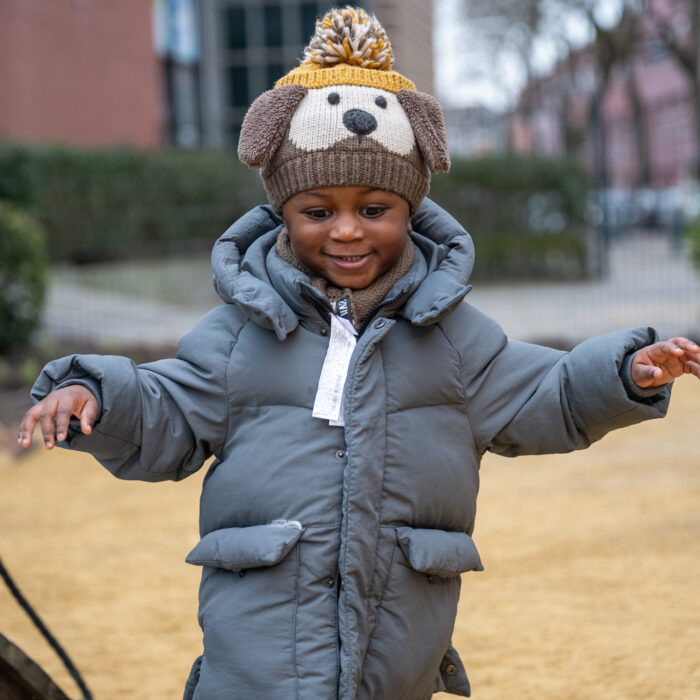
top-left (0, 1), bottom-right (433, 151)
top-left (0, 0), bottom-right (163, 148)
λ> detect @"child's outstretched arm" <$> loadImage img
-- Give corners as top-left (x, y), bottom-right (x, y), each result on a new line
top-left (629, 337), bottom-right (700, 387)
top-left (441, 304), bottom-right (687, 457)
top-left (18, 305), bottom-right (246, 482)
top-left (18, 384), bottom-right (99, 449)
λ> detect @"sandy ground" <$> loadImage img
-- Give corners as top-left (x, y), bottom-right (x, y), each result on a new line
top-left (1, 379), bottom-right (699, 700)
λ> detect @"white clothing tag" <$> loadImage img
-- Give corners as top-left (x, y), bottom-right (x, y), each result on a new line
top-left (312, 314), bottom-right (357, 425)
top-left (334, 314), bottom-right (356, 338)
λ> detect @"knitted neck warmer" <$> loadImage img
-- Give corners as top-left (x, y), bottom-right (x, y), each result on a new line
top-left (276, 230), bottom-right (415, 330)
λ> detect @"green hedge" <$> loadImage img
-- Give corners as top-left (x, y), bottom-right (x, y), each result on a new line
top-left (0, 144), bottom-right (590, 280)
top-left (429, 155), bottom-right (589, 281)
top-left (686, 215), bottom-right (700, 271)
top-left (0, 143), bottom-right (265, 263)
top-left (0, 201), bottom-right (48, 353)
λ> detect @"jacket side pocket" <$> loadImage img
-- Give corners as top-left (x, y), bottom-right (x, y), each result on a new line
top-left (395, 526), bottom-right (483, 578)
top-left (186, 520), bottom-right (304, 699)
top-left (186, 519), bottom-right (303, 571)
top-left (360, 527), bottom-right (481, 699)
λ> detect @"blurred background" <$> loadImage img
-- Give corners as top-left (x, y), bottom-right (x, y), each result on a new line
top-left (1, 3), bottom-right (700, 699)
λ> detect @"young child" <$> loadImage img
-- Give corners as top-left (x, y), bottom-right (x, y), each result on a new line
top-left (17, 7), bottom-right (700, 699)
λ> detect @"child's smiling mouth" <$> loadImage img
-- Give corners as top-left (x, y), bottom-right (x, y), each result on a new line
top-left (327, 253), bottom-right (372, 268)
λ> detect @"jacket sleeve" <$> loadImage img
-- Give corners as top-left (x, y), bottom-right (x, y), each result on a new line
top-left (30, 305), bottom-right (244, 481)
top-left (442, 303), bottom-right (671, 457)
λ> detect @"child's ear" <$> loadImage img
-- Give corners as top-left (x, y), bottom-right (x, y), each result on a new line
top-left (396, 90), bottom-right (451, 174)
top-left (238, 85), bottom-right (308, 168)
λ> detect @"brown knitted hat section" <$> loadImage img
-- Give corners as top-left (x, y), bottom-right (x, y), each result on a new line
top-left (263, 147), bottom-right (429, 213)
top-left (238, 85), bottom-right (308, 168)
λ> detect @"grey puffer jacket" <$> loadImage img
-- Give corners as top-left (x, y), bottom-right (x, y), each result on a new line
top-left (33, 200), bottom-right (670, 699)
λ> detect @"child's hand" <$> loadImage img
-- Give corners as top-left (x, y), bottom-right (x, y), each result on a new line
top-left (630, 337), bottom-right (700, 388)
top-left (17, 385), bottom-right (99, 450)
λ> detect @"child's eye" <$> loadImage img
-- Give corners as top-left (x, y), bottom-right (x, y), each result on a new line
top-left (362, 206), bottom-right (386, 218)
top-left (305, 208), bottom-right (330, 220)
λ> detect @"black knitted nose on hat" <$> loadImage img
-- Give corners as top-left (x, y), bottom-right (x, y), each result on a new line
top-left (237, 6), bottom-right (450, 213)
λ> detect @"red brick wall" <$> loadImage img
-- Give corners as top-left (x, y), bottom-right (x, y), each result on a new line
top-left (0, 0), bottom-right (163, 148)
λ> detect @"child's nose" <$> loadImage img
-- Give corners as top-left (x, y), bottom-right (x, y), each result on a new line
top-left (330, 214), bottom-right (362, 240)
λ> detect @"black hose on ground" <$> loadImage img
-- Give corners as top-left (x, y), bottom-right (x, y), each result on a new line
top-left (0, 555), bottom-right (93, 700)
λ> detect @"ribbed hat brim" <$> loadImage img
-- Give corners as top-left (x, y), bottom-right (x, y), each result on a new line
top-left (263, 149), bottom-right (429, 213)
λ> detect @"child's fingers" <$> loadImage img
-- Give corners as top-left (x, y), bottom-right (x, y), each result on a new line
top-left (17, 387), bottom-right (99, 449)
top-left (38, 397), bottom-right (60, 449)
top-left (79, 398), bottom-right (99, 436)
top-left (17, 404), bottom-right (42, 448)
top-left (684, 360), bottom-right (700, 379)
top-left (670, 337), bottom-right (700, 361)
top-left (631, 362), bottom-right (663, 387)
top-left (54, 404), bottom-right (74, 443)
top-left (670, 336), bottom-right (700, 352)
top-left (653, 339), bottom-right (684, 360)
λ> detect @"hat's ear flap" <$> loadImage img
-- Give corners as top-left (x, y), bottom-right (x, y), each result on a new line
top-left (238, 85), bottom-right (308, 168)
top-left (397, 90), bottom-right (450, 174)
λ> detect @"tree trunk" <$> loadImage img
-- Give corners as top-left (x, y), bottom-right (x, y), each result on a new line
top-left (693, 85), bottom-right (700, 179)
top-left (627, 64), bottom-right (651, 187)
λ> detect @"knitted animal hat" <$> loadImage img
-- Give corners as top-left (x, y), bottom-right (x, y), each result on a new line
top-left (238, 6), bottom-right (450, 213)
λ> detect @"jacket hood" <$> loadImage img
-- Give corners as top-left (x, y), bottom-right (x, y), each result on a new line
top-left (211, 198), bottom-right (474, 340)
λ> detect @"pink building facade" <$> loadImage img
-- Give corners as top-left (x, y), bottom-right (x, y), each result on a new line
top-left (0, 0), bottom-right (163, 148)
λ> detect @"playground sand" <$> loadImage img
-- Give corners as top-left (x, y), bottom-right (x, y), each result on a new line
top-left (1, 378), bottom-right (699, 699)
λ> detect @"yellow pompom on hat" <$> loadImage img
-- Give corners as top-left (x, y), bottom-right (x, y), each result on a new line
top-left (238, 6), bottom-right (449, 213)
top-left (276, 6), bottom-right (415, 94)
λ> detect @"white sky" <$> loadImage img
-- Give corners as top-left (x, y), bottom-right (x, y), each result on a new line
top-left (434, 0), bottom-right (623, 111)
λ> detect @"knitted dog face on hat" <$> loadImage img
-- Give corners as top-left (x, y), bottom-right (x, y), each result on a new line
top-left (238, 6), bottom-right (450, 213)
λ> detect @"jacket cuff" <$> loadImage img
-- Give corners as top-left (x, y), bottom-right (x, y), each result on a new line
top-left (619, 351), bottom-right (671, 403)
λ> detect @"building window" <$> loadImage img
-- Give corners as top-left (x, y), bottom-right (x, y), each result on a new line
top-left (225, 7), bottom-right (247, 50)
top-left (207, 0), bottom-right (362, 147)
top-left (267, 63), bottom-right (284, 88)
top-left (300, 3), bottom-right (319, 43)
top-left (227, 125), bottom-right (242, 148)
top-left (264, 5), bottom-right (283, 47)
top-left (300, 3), bottom-right (335, 43)
top-left (228, 65), bottom-right (249, 107)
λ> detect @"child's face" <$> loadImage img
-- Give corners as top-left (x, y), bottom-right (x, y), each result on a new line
top-left (282, 186), bottom-right (410, 289)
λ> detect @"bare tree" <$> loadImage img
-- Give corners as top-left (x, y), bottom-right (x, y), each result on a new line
top-left (454, 1), bottom-right (646, 153)
top-left (455, 0), bottom-right (549, 144)
top-left (645, 0), bottom-right (700, 177)
top-left (553, 1), bottom-right (651, 186)
top-left (453, 0), bottom-right (669, 186)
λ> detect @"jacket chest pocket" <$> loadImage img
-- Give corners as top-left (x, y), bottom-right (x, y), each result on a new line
top-left (185, 521), bottom-right (303, 699)
top-left (360, 527), bottom-right (481, 699)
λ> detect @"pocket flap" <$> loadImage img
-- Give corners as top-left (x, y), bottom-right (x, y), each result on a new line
top-left (186, 520), bottom-right (303, 571)
top-left (396, 527), bottom-right (483, 577)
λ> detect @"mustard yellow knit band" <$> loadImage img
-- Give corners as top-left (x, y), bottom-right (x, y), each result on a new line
top-left (275, 63), bottom-right (415, 93)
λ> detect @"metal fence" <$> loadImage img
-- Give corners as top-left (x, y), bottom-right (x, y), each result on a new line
top-left (40, 223), bottom-right (700, 352)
